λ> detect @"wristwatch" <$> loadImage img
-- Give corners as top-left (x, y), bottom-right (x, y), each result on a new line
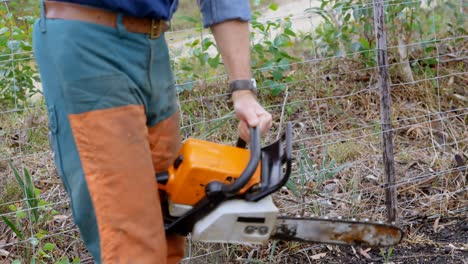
top-left (229, 79), bottom-right (257, 96)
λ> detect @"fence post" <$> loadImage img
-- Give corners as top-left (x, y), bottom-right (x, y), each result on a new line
top-left (372, 0), bottom-right (397, 223)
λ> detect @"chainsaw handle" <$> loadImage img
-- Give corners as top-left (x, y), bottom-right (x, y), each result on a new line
top-left (236, 138), bottom-right (247, 149)
top-left (221, 126), bottom-right (261, 197)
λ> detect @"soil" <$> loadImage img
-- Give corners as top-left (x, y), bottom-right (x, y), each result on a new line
top-left (313, 217), bottom-right (467, 264)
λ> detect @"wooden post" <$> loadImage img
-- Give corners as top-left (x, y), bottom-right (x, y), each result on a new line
top-left (373, 0), bottom-right (397, 223)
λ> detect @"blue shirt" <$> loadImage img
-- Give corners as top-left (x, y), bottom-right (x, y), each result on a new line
top-left (52, 0), bottom-right (252, 27)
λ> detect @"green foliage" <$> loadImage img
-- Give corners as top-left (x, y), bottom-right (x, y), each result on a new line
top-left (380, 246), bottom-right (395, 263)
top-left (306, 0), bottom-right (375, 66)
top-left (173, 36), bottom-right (221, 92)
top-left (174, 2), bottom-right (301, 96)
top-left (307, 0), bottom-right (466, 72)
top-left (7, 0), bottom-right (41, 17)
top-left (1, 163), bottom-right (65, 264)
top-left (250, 12), bottom-right (300, 96)
top-left (0, 2), bottom-right (40, 108)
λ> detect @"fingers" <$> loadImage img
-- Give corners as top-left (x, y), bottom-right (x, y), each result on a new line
top-left (242, 107), bottom-right (260, 128)
top-left (238, 121), bottom-right (250, 143)
top-left (238, 108), bottom-right (272, 143)
top-left (232, 91), bottom-right (272, 142)
top-left (257, 110), bottom-right (272, 136)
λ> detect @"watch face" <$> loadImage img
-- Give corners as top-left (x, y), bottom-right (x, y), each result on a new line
top-left (229, 79), bottom-right (258, 95)
top-left (251, 78), bottom-right (257, 88)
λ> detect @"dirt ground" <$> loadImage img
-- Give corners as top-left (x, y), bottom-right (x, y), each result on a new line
top-left (316, 217), bottom-right (467, 264)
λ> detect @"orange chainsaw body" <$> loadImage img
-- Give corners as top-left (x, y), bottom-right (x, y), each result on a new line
top-left (158, 138), bottom-right (261, 206)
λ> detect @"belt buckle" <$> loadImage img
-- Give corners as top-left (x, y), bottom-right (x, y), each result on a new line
top-left (150, 19), bottom-right (162, 39)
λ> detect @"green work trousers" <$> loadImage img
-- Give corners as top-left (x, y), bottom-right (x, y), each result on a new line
top-left (33, 3), bottom-right (185, 263)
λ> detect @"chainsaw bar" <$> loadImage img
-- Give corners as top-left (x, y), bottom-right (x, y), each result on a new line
top-left (271, 217), bottom-right (403, 247)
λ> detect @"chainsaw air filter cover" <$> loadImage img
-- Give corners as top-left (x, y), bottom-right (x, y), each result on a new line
top-left (158, 138), bottom-right (261, 206)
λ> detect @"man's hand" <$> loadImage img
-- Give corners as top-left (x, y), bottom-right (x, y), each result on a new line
top-left (232, 90), bottom-right (272, 142)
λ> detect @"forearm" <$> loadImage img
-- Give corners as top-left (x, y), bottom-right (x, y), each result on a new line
top-left (211, 20), bottom-right (251, 82)
top-left (210, 20), bottom-right (272, 140)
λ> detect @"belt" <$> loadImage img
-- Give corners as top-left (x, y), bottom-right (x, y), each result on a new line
top-left (43, 1), bottom-right (170, 39)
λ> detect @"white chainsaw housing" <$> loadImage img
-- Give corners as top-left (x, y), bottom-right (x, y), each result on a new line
top-left (191, 196), bottom-right (279, 244)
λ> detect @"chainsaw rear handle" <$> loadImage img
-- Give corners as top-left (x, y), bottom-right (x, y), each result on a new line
top-left (207, 126), bottom-right (261, 198)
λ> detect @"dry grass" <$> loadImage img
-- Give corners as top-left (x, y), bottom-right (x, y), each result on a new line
top-left (1, 6), bottom-right (467, 264)
top-left (172, 37), bottom-right (467, 262)
top-left (1, 56), bottom-right (466, 263)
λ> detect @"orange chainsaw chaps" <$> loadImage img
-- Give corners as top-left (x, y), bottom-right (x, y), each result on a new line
top-left (158, 138), bottom-right (261, 206)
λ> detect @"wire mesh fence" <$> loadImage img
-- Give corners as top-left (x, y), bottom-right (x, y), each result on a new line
top-left (0, 0), bottom-right (466, 263)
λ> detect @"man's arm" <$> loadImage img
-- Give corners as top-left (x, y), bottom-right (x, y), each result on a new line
top-left (197, 0), bottom-right (272, 141)
top-left (210, 20), bottom-right (272, 142)
top-left (210, 20), bottom-right (251, 82)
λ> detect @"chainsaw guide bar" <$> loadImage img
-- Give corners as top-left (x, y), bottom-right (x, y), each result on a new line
top-left (272, 217), bottom-right (403, 247)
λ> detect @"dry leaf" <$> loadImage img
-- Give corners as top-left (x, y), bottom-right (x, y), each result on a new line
top-left (447, 243), bottom-right (458, 250)
top-left (53, 215), bottom-right (68, 223)
top-left (453, 94), bottom-right (467, 102)
top-left (365, 175), bottom-right (379, 182)
top-left (318, 103), bottom-right (328, 109)
top-left (433, 217), bottom-right (440, 233)
top-left (323, 182), bottom-right (338, 193)
top-left (311, 252), bottom-right (327, 260)
top-left (359, 247), bottom-right (372, 259)
top-left (0, 248), bottom-right (10, 257)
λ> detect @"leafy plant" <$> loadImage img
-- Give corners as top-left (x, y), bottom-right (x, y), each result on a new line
top-left (1, 163), bottom-right (70, 264)
top-left (0, 2), bottom-right (40, 108)
top-left (306, 0), bottom-right (375, 66)
top-left (174, 2), bottom-right (301, 97)
top-left (307, 0), bottom-right (465, 82)
top-left (380, 246), bottom-right (395, 263)
top-left (250, 6), bottom-right (300, 96)
top-left (173, 36), bottom-right (222, 92)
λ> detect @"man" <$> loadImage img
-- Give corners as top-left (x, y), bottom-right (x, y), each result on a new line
top-left (32, 0), bottom-right (272, 263)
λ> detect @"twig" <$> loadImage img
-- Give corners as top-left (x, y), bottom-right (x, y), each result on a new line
top-left (315, 193), bottom-right (355, 205)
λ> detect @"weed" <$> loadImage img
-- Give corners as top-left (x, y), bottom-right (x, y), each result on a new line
top-left (0, 3), bottom-right (40, 108)
top-left (250, 11), bottom-right (300, 96)
top-left (1, 163), bottom-right (77, 264)
top-left (307, 0), bottom-right (375, 65)
top-left (380, 246), bottom-right (395, 263)
top-left (286, 144), bottom-right (350, 199)
top-left (327, 141), bottom-right (364, 163)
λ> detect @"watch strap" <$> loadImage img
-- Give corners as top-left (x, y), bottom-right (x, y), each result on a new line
top-left (229, 79), bottom-right (257, 95)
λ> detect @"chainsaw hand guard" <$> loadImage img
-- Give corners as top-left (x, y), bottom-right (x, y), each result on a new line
top-left (245, 122), bottom-right (292, 201)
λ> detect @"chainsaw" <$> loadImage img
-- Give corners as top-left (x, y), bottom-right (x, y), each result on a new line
top-left (156, 122), bottom-right (403, 247)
